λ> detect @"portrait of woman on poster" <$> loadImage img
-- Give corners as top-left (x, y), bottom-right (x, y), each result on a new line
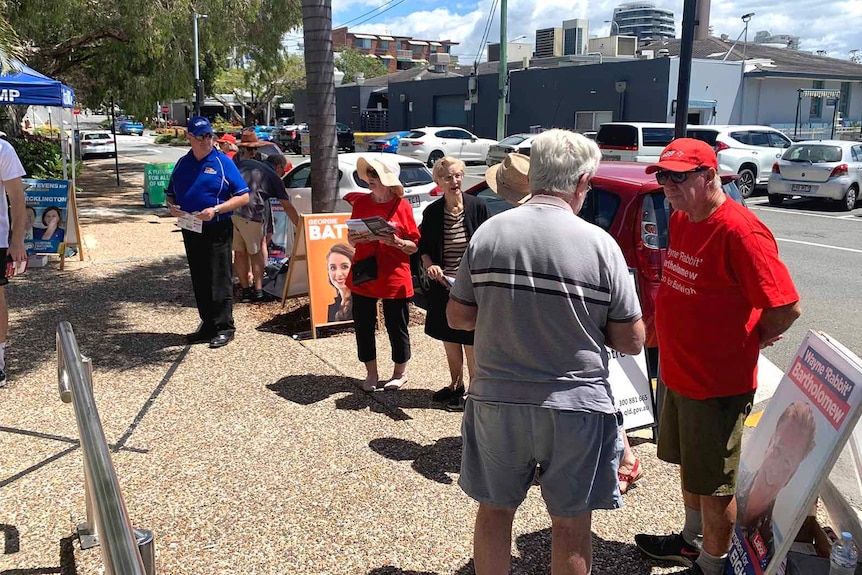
top-left (25, 206), bottom-right (37, 241)
top-left (39, 206), bottom-right (65, 242)
top-left (736, 401), bottom-right (817, 565)
top-left (327, 242), bottom-right (354, 323)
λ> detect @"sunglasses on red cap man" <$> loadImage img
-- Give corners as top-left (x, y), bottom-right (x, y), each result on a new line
top-left (645, 138), bottom-right (718, 185)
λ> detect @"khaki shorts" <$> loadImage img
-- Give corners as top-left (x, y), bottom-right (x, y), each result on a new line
top-left (232, 215), bottom-right (264, 255)
top-left (657, 387), bottom-right (754, 497)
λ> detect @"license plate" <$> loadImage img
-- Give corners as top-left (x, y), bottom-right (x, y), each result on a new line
top-left (602, 155), bottom-right (620, 162)
top-left (791, 184), bottom-right (812, 193)
top-left (407, 195), bottom-right (421, 207)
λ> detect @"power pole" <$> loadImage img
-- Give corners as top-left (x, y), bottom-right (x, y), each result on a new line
top-left (497, 0), bottom-right (507, 140)
top-left (674, 0), bottom-right (697, 138)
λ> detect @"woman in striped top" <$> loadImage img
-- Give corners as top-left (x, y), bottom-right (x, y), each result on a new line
top-left (418, 157), bottom-right (490, 411)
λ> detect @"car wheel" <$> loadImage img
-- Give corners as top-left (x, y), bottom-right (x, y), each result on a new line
top-left (767, 194), bottom-right (785, 207)
top-left (737, 167), bottom-right (756, 198)
top-left (427, 150), bottom-right (444, 168)
top-left (841, 185), bottom-right (858, 212)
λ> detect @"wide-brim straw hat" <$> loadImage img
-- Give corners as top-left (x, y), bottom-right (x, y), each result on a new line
top-left (485, 153), bottom-right (531, 205)
top-left (356, 156), bottom-right (404, 197)
top-left (238, 130), bottom-right (268, 148)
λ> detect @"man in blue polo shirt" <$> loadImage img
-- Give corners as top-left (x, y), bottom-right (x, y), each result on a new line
top-left (166, 116), bottom-right (250, 348)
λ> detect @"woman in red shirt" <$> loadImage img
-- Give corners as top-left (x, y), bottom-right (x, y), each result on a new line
top-left (347, 157), bottom-right (420, 392)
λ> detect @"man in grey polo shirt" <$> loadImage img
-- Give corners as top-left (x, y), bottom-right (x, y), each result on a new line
top-left (447, 129), bottom-right (645, 575)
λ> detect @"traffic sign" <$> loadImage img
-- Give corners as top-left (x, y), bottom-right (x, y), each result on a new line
top-left (73, 109), bottom-right (81, 115)
top-left (161, 105), bottom-right (169, 114)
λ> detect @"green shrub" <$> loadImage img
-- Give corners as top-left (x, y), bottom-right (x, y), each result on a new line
top-left (168, 138), bottom-right (189, 146)
top-left (154, 134), bottom-right (174, 144)
top-left (11, 135), bottom-right (80, 179)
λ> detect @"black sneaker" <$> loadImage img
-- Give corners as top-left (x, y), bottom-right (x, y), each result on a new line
top-left (253, 289), bottom-right (267, 302)
top-left (0, 367), bottom-right (6, 388)
top-left (445, 394), bottom-right (466, 412)
top-left (240, 287), bottom-right (255, 303)
top-left (432, 384), bottom-right (463, 403)
top-left (634, 532), bottom-right (700, 567)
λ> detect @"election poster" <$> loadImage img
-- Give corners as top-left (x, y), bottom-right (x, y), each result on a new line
top-left (23, 178), bottom-right (71, 255)
top-left (143, 163), bottom-right (174, 207)
top-left (281, 213), bottom-right (353, 338)
top-left (608, 347), bottom-right (654, 431)
top-left (269, 198), bottom-right (296, 260)
top-left (726, 330), bottom-right (862, 575)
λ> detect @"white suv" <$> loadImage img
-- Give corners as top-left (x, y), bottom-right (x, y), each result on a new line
top-left (686, 125), bottom-right (793, 198)
top-left (397, 127), bottom-right (497, 167)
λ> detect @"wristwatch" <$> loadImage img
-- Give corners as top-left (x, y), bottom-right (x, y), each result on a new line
top-left (213, 205), bottom-right (220, 215)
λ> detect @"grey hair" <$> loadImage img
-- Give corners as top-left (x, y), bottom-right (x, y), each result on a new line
top-left (264, 153), bottom-right (287, 170)
top-left (529, 129), bottom-right (601, 197)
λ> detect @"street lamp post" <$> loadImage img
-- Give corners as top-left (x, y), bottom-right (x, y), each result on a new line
top-left (738, 12), bottom-right (754, 123)
top-left (604, 20), bottom-right (620, 36)
top-left (193, 11), bottom-right (208, 117)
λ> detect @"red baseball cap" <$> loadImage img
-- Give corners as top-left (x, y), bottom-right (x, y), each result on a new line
top-left (217, 133), bottom-right (237, 144)
top-left (645, 138), bottom-right (718, 174)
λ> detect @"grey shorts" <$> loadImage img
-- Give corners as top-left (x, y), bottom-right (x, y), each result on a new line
top-left (459, 399), bottom-right (623, 517)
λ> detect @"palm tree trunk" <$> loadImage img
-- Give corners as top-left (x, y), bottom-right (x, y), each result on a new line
top-left (302, 0), bottom-right (339, 213)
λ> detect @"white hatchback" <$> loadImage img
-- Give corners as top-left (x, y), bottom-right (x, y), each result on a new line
top-left (281, 152), bottom-right (437, 225)
top-left (397, 127), bottom-right (497, 167)
top-left (79, 130), bottom-right (116, 159)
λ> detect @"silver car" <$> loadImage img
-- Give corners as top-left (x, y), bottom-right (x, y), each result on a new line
top-left (767, 140), bottom-right (862, 211)
top-left (485, 133), bottom-right (535, 166)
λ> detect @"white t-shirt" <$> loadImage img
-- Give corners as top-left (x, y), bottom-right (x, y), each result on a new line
top-left (0, 139), bottom-right (26, 249)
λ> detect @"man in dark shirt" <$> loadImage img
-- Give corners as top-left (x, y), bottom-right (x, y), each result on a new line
top-left (233, 152), bottom-right (298, 302)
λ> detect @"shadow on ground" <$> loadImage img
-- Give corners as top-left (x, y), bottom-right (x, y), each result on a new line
top-left (75, 160), bottom-right (159, 225)
top-left (9, 255), bottom-right (196, 379)
top-left (267, 375), bottom-right (449, 422)
top-left (450, 529), bottom-right (654, 575)
top-left (368, 569), bottom-right (436, 575)
top-left (0, 534), bottom-right (76, 575)
top-left (369, 436), bottom-right (462, 484)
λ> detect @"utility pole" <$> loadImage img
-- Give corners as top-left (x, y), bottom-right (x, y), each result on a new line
top-left (496, 0), bottom-right (507, 140)
top-left (674, 0), bottom-right (697, 138)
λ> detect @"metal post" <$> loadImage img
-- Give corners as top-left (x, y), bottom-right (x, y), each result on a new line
top-left (193, 12), bottom-right (207, 117)
top-left (135, 529), bottom-right (156, 575)
top-left (794, 90), bottom-right (802, 138)
top-left (110, 97), bottom-right (120, 186)
top-left (497, 0), bottom-right (507, 140)
top-left (674, 0), bottom-right (697, 139)
top-left (738, 13), bottom-right (754, 124)
top-left (832, 95), bottom-right (840, 139)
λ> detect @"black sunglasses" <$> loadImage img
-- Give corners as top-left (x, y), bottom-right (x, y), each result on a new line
top-left (655, 167), bottom-right (707, 185)
top-left (192, 133), bottom-right (214, 141)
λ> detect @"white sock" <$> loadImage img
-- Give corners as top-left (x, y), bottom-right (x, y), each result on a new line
top-left (681, 505), bottom-right (703, 547)
top-left (696, 549), bottom-right (728, 575)
top-left (0, 341), bottom-right (7, 370)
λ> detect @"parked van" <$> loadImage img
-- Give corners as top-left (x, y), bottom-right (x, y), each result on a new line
top-left (596, 122), bottom-right (676, 163)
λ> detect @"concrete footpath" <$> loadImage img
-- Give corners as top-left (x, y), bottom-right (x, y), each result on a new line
top-left (1, 158), bottom-right (691, 574)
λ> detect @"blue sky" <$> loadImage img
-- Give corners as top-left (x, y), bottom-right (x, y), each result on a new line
top-left (285, 0), bottom-right (862, 65)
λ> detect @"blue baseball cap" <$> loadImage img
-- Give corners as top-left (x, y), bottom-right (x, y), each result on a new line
top-left (188, 116), bottom-right (213, 137)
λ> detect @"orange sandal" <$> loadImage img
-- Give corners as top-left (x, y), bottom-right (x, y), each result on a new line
top-left (618, 458), bottom-right (644, 495)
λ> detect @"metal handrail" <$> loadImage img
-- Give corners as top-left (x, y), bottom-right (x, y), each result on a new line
top-left (57, 321), bottom-right (150, 575)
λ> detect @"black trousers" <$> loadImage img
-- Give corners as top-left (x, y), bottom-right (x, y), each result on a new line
top-left (182, 220), bottom-right (235, 335)
top-left (352, 293), bottom-right (411, 364)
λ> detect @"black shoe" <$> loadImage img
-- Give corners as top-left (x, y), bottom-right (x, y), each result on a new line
top-left (634, 532), bottom-right (700, 567)
top-left (239, 287), bottom-right (254, 303)
top-left (432, 385), bottom-right (457, 402)
top-left (445, 393), bottom-right (466, 412)
top-left (209, 333), bottom-right (234, 348)
top-left (185, 329), bottom-right (215, 344)
top-left (253, 289), bottom-right (267, 302)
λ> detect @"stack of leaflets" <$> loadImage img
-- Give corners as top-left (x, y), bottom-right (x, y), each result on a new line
top-left (346, 216), bottom-right (397, 238)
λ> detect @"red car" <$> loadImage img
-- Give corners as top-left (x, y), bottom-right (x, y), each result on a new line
top-left (461, 162), bottom-right (745, 369)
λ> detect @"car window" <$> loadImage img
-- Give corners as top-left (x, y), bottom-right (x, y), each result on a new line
top-left (642, 128), bottom-right (675, 147)
top-left (597, 125), bottom-right (637, 148)
top-left (451, 129), bottom-right (474, 140)
top-left (336, 122), bottom-right (348, 131)
top-left (852, 146), bottom-right (862, 162)
top-left (686, 129), bottom-right (719, 147)
top-left (578, 188), bottom-right (621, 232)
top-left (406, 130), bottom-right (426, 138)
top-left (84, 133), bottom-right (110, 140)
top-left (352, 163), bottom-right (434, 189)
top-left (285, 165), bottom-right (311, 188)
top-left (721, 181), bottom-right (745, 206)
top-left (730, 131), bottom-right (751, 145)
top-left (783, 145), bottom-right (843, 163)
top-left (746, 132), bottom-right (771, 146)
top-left (473, 187), bottom-right (513, 216)
top-left (767, 132), bottom-right (791, 148)
top-left (499, 135), bottom-right (528, 146)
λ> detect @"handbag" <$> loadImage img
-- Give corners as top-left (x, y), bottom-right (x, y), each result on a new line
top-left (350, 198), bottom-right (401, 286)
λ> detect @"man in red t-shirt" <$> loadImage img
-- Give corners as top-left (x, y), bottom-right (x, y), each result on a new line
top-left (634, 139), bottom-right (801, 575)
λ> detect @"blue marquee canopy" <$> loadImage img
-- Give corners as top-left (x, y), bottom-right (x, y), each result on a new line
top-left (0, 64), bottom-right (75, 108)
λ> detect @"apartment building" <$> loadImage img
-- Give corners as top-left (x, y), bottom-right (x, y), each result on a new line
top-left (332, 27), bottom-right (458, 73)
top-left (535, 27), bottom-right (564, 58)
top-left (611, 1), bottom-right (675, 42)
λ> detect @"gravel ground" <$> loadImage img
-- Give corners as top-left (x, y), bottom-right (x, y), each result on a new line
top-left (1, 158), bottom-right (707, 574)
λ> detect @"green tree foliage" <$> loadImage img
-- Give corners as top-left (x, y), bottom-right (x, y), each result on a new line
top-left (213, 50), bottom-right (306, 124)
top-left (335, 47), bottom-right (389, 84)
top-left (6, 0), bottom-right (302, 117)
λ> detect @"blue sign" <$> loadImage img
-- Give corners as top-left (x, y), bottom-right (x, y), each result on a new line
top-left (23, 179), bottom-right (71, 254)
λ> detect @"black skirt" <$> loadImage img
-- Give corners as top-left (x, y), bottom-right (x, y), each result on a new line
top-left (424, 282), bottom-right (474, 345)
